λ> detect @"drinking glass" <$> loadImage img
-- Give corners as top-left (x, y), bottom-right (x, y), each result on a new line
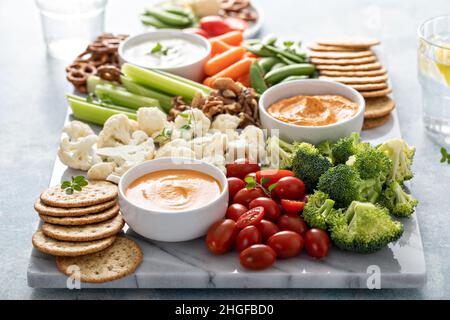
top-left (35, 0), bottom-right (108, 60)
top-left (418, 14), bottom-right (450, 145)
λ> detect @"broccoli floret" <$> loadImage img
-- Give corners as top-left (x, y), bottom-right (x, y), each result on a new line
top-left (302, 191), bottom-right (336, 230)
top-left (317, 140), bottom-right (333, 162)
top-left (329, 201), bottom-right (404, 253)
top-left (266, 136), bottom-right (295, 169)
top-left (291, 142), bottom-right (333, 192)
top-left (346, 145), bottom-right (392, 182)
top-left (380, 181), bottom-right (418, 217)
top-left (331, 132), bottom-right (360, 164)
top-left (317, 164), bottom-right (382, 208)
top-left (377, 138), bottom-right (416, 183)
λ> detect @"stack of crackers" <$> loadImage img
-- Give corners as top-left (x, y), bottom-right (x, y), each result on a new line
top-left (308, 37), bottom-right (396, 129)
top-left (32, 180), bottom-right (142, 283)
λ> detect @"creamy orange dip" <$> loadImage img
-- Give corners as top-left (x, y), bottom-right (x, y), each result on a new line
top-left (125, 169), bottom-right (222, 212)
top-left (267, 95), bottom-right (359, 126)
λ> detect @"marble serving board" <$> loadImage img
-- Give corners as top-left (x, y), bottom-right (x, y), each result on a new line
top-left (27, 107), bottom-right (426, 289)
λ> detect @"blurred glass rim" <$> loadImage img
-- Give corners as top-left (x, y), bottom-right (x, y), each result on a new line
top-left (35, 0), bottom-right (107, 15)
top-left (418, 13), bottom-right (450, 49)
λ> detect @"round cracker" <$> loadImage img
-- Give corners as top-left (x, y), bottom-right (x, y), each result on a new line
top-left (34, 199), bottom-right (117, 217)
top-left (363, 114), bottom-right (391, 129)
top-left (307, 43), bottom-right (362, 52)
top-left (319, 67), bottom-right (387, 77)
top-left (40, 181), bottom-right (118, 208)
top-left (308, 50), bottom-right (374, 59)
top-left (319, 74), bottom-right (388, 84)
top-left (311, 56), bottom-right (377, 65)
top-left (316, 62), bottom-right (382, 71)
top-left (360, 87), bottom-right (392, 98)
top-left (364, 96), bottom-right (396, 119)
top-left (32, 230), bottom-right (116, 257)
top-left (56, 237), bottom-right (142, 283)
top-left (39, 204), bottom-right (120, 226)
top-left (350, 82), bottom-right (388, 91)
top-left (42, 214), bottom-right (124, 242)
top-left (316, 37), bottom-right (380, 48)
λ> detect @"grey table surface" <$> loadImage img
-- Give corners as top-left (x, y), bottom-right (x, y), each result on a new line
top-left (0, 0), bottom-right (449, 299)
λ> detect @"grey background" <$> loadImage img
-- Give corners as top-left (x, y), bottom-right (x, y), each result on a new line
top-left (0, 0), bottom-right (449, 299)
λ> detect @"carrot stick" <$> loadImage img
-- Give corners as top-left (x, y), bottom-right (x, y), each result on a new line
top-left (209, 58), bottom-right (254, 81)
top-left (210, 39), bottom-right (232, 55)
top-left (204, 47), bottom-right (246, 76)
top-left (203, 76), bottom-right (213, 87)
top-left (211, 31), bottom-right (244, 46)
top-left (245, 51), bottom-right (258, 58)
top-left (237, 73), bottom-right (250, 87)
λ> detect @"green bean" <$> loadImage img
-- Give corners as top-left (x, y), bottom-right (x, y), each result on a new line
top-left (144, 8), bottom-right (191, 27)
top-left (250, 60), bottom-right (268, 94)
top-left (264, 64), bottom-right (316, 85)
top-left (280, 75), bottom-right (309, 83)
top-left (258, 57), bottom-right (281, 73)
top-left (140, 14), bottom-right (173, 28)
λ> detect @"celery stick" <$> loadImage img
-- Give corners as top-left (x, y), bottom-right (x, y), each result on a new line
top-left (153, 69), bottom-right (213, 94)
top-left (68, 97), bottom-right (136, 126)
top-left (122, 63), bottom-right (203, 101)
top-left (95, 84), bottom-right (160, 110)
top-left (86, 75), bottom-right (126, 94)
top-left (67, 94), bottom-right (138, 113)
top-left (120, 75), bottom-right (173, 113)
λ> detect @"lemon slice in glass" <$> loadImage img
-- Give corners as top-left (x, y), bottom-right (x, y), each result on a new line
top-left (435, 44), bottom-right (450, 86)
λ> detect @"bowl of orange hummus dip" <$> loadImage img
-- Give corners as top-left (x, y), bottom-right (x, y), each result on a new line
top-left (259, 79), bottom-right (365, 144)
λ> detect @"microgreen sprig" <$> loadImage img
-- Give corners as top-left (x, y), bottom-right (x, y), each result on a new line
top-left (61, 176), bottom-right (88, 195)
top-left (440, 147), bottom-right (450, 165)
top-left (245, 176), bottom-right (277, 197)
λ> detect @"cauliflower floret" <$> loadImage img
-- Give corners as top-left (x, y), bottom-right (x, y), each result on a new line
top-left (87, 162), bottom-right (116, 180)
top-left (57, 121), bottom-right (99, 171)
top-left (202, 154), bottom-right (226, 173)
top-left (225, 139), bottom-right (247, 163)
top-left (137, 107), bottom-right (169, 137)
top-left (240, 125), bottom-right (268, 164)
top-left (97, 114), bottom-right (136, 148)
top-left (129, 130), bottom-right (149, 145)
top-left (240, 125), bottom-right (265, 146)
top-left (174, 109), bottom-right (211, 139)
top-left (189, 132), bottom-right (227, 159)
top-left (155, 138), bottom-right (195, 159)
top-left (211, 114), bottom-right (241, 133)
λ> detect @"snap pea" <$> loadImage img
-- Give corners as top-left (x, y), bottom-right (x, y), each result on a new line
top-left (250, 60), bottom-right (268, 94)
top-left (144, 8), bottom-right (192, 27)
top-left (164, 6), bottom-right (192, 17)
top-left (264, 63), bottom-right (316, 85)
top-left (270, 62), bottom-right (287, 71)
top-left (140, 14), bottom-right (172, 28)
top-left (242, 43), bottom-right (274, 57)
top-left (280, 75), bottom-right (309, 83)
top-left (258, 57), bottom-right (281, 73)
top-left (263, 44), bottom-right (305, 63)
top-left (262, 34), bottom-right (277, 46)
top-left (276, 54), bottom-right (297, 65)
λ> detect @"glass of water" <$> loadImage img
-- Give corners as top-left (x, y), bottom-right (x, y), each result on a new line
top-left (418, 14), bottom-right (450, 145)
top-left (35, 0), bottom-right (108, 60)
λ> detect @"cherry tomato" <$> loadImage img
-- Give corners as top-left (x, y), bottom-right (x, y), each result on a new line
top-left (200, 16), bottom-right (232, 37)
top-left (255, 169), bottom-right (295, 187)
top-left (281, 199), bottom-right (305, 214)
top-left (267, 231), bottom-right (304, 258)
top-left (236, 226), bottom-right (262, 252)
top-left (249, 197), bottom-right (281, 222)
top-left (226, 159), bottom-right (260, 180)
top-left (183, 27), bottom-right (209, 38)
top-left (233, 187), bottom-right (267, 207)
top-left (256, 220), bottom-right (279, 242)
top-left (273, 177), bottom-right (306, 200)
top-left (224, 17), bottom-right (248, 32)
top-left (304, 228), bottom-right (331, 258)
top-left (236, 206), bottom-right (265, 229)
top-left (227, 177), bottom-right (246, 202)
top-left (206, 219), bottom-right (238, 255)
top-left (240, 244), bottom-right (277, 270)
top-left (226, 203), bottom-right (248, 221)
top-left (277, 214), bottom-right (308, 236)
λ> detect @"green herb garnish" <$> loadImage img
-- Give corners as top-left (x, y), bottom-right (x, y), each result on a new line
top-left (440, 147), bottom-right (450, 164)
top-left (283, 41), bottom-right (294, 48)
top-left (244, 176), bottom-right (277, 197)
top-left (61, 176), bottom-right (88, 195)
top-left (151, 42), bottom-right (169, 55)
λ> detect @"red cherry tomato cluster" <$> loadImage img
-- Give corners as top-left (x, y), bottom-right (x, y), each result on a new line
top-left (206, 160), bottom-right (331, 270)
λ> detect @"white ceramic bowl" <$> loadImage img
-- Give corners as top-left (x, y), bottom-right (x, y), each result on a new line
top-left (118, 30), bottom-right (211, 82)
top-left (259, 79), bottom-right (365, 144)
top-left (118, 158), bottom-right (228, 242)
